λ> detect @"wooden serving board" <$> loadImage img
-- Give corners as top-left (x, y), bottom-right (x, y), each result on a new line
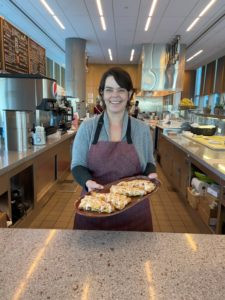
top-left (75, 176), bottom-right (160, 218)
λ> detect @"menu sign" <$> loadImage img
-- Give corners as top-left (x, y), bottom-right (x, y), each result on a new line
top-left (0, 18), bottom-right (29, 73)
top-left (29, 38), bottom-right (46, 76)
top-left (0, 17), bottom-right (46, 75)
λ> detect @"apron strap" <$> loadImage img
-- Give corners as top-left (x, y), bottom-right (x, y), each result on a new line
top-left (92, 113), bottom-right (133, 144)
top-left (126, 117), bottom-right (132, 144)
top-left (92, 113), bottom-right (104, 144)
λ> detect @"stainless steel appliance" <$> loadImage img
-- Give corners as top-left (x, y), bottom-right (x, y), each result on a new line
top-left (0, 74), bottom-right (58, 150)
top-left (3, 110), bottom-right (32, 151)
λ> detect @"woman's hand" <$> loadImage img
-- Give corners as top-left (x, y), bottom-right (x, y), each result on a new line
top-left (148, 173), bottom-right (158, 179)
top-left (86, 180), bottom-right (104, 192)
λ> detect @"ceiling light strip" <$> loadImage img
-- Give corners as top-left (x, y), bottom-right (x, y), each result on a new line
top-left (53, 15), bottom-right (65, 30)
top-left (144, 0), bottom-right (158, 31)
top-left (186, 0), bottom-right (217, 32)
top-left (149, 0), bottom-right (158, 16)
top-left (199, 0), bottom-right (217, 17)
top-left (144, 17), bottom-right (151, 31)
top-left (96, 0), bottom-right (107, 31)
top-left (100, 16), bottom-right (106, 31)
top-left (108, 48), bottom-right (113, 61)
top-left (130, 49), bottom-right (135, 61)
top-left (186, 17), bottom-right (200, 31)
top-left (40, 0), bottom-right (65, 30)
top-left (186, 49), bottom-right (203, 62)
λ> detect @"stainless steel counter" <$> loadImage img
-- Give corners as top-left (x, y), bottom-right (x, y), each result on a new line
top-left (0, 130), bottom-right (76, 176)
top-left (164, 133), bottom-right (225, 182)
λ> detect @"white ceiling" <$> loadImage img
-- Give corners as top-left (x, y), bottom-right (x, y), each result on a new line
top-left (1, 0), bottom-right (225, 69)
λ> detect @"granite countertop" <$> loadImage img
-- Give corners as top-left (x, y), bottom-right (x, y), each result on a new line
top-left (0, 130), bottom-right (76, 176)
top-left (1, 229), bottom-right (225, 300)
top-left (164, 134), bottom-right (225, 182)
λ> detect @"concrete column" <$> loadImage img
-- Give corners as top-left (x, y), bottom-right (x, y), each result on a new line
top-left (65, 38), bottom-right (86, 117)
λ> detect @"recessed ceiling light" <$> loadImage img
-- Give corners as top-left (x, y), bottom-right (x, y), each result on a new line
top-left (130, 49), bottom-right (135, 61)
top-left (144, 0), bottom-right (157, 31)
top-left (40, 0), bottom-right (65, 30)
top-left (186, 50), bottom-right (203, 62)
top-left (186, 17), bottom-right (200, 32)
top-left (144, 17), bottom-right (151, 31)
top-left (186, 0), bottom-right (217, 32)
top-left (40, 0), bottom-right (54, 15)
top-left (100, 16), bottom-right (106, 31)
top-left (108, 48), bottom-right (113, 61)
top-left (96, 0), bottom-right (107, 31)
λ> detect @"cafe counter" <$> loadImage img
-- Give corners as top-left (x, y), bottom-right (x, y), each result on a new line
top-left (1, 228), bottom-right (225, 299)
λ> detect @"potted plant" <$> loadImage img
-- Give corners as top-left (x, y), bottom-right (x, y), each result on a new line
top-left (214, 104), bottom-right (224, 115)
top-left (203, 106), bottom-right (211, 114)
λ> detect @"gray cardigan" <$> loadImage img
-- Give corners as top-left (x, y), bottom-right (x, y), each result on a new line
top-left (71, 111), bottom-right (156, 187)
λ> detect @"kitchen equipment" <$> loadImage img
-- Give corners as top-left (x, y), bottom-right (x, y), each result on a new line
top-left (190, 124), bottom-right (217, 136)
top-left (32, 126), bottom-right (46, 145)
top-left (3, 110), bottom-right (32, 151)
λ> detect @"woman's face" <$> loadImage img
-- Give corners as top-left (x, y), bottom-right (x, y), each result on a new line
top-left (103, 76), bottom-right (131, 114)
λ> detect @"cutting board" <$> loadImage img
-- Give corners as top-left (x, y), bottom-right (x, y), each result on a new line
top-left (184, 135), bottom-right (225, 150)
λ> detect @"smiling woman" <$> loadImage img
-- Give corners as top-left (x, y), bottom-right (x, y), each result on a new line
top-left (71, 67), bottom-right (157, 231)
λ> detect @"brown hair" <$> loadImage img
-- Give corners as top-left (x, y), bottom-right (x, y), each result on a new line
top-left (98, 67), bottom-right (134, 109)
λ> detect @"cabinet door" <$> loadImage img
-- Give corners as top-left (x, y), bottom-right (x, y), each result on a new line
top-left (172, 146), bottom-right (189, 199)
top-left (158, 136), bottom-right (173, 178)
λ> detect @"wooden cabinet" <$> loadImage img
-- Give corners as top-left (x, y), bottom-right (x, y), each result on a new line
top-left (181, 70), bottom-right (196, 99)
top-left (157, 135), bottom-right (189, 200)
top-left (215, 56), bottom-right (225, 93)
top-left (172, 146), bottom-right (189, 199)
top-left (57, 139), bottom-right (72, 180)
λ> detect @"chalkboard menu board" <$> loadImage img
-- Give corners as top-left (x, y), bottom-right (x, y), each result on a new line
top-left (29, 38), bottom-right (46, 76)
top-left (0, 17), bottom-right (46, 75)
top-left (0, 18), bottom-right (29, 74)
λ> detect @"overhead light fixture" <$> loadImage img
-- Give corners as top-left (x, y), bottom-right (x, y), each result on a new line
top-left (100, 16), bottom-right (106, 31)
top-left (199, 0), bottom-right (217, 17)
top-left (96, 0), bottom-right (107, 31)
top-left (40, 0), bottom-right (54, 15)
top-left (40, 0), bottom-right (65, 30)
top-left (186, 49), bottom-right (203, 62)
top-left (53, 15), bottom-right (65, 30)
top-left (130, 49), bottom-right (135, 61)
top-left (144, 0), bottom-right (158, 31)
top-left (186, 0), bottom-right (217, 32)
top-left (108, 48), bottom-right (113, 61)
top-left (144, 17), bottom-right (151, 31)
top-left (186, 17), bottom-right (200, 32)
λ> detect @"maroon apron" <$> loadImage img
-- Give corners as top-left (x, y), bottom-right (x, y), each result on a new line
top-left (74, 113), bottom-right (153, 231)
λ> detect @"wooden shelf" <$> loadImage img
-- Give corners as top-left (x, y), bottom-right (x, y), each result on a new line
top-left (195, 113), bottom-right (225, 119)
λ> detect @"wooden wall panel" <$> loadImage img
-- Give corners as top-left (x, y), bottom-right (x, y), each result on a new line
top-left (86, 64), bottom-right (138, 104)
top-left (181, 70), bottom-right (196, 99)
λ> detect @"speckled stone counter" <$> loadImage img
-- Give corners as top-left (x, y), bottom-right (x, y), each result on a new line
top-left (164, 134), bottom-right (225, 182)
top-left (0, 130), bottom-right (76, 176)
top-left (1, 229), bottom-right (225, 300)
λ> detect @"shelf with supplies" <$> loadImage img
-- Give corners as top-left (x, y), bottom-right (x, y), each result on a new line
top-left (179, 106), bottom-right (197, 110)
top-left (194, 113), bottom-right (225, 120)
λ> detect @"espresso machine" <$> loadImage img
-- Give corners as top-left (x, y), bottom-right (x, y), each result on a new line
top-left (0, 74), bottom-right (58, 151)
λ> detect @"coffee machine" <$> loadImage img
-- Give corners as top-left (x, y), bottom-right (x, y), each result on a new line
top-left (0, 74), bottom-right (58, 151)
